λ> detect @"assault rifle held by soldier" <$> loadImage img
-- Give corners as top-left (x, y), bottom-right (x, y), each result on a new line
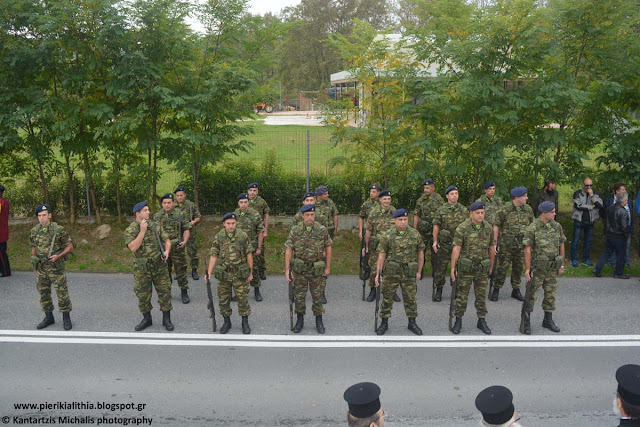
top-left (204, 259), bottom-right (217, 332)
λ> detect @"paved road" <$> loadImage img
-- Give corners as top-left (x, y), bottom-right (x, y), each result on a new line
top-left (1, 272), bottom-right (639, 426)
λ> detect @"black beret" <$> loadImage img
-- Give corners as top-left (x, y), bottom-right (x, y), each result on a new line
top-left (222, 212), bottom-right (237, 222)
top-left (445, 185), bottom-right (458, 195)
top-left (510, 187), bottom-right (528, 197)
top-left (484, 181), bottom-right (495, 189)
top-left (538, 201), bottom-right (555, 213)
top-left (392, 209), bottom-right (409, 218)
top-left (369, 183), bottom-right (382, 191)
top-left (344, 382), bottom-right (381, 419)
top-left (379, 190), bottom-right (391, 198)
top-left (35, 204), bottom-right (51, 215)
top-left (132, 201), bottom-right (147, 213)
top-left (423, 178), bottom-right (434, 186)
top-left (237, 193), bottom-right (249, 201)
top-left (299, 204), bottom-right (315, 214)
top-left (247, 182), bottom-right (259, 189)
top-left (475, 386), bottom-right (515, 426)
top-left (617, 364), bottom-right (640, 406)
top-left (302, 192), bottom-right (316, 201)
top-left (160, 193), bottom-right (174, 202)
top-left (470, 201), bottom-right (485, 211)
top-left (174, 185), bottom-right (186, 193)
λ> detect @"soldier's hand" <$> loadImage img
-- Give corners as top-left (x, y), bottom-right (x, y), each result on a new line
top-left (48, 254), bottom-right (60, 263)
top-left (416, 273), bottom-right (421, 282)
top-left (177, 241), bottom-right (185, 248)
top-left (285, 271), bottom-right (291, 284)
top-left (322, 267), bottom-right (330, 277)
top-left (247, 274), bottom-right (253, 284)
top-left (361, 247), bottom-right (366, 257)
top-left (432, 242), bottom-right (439, 253)
top-left (375, 275), bottom-right (381, 287)
top-left (557, 266), bottom-right (564, 276)
top-left (263, 230), bottom-right (268, 238)
top-left (525, 269), bottom-right (532, 282)
top-left (494, 246), bottom-right (499, 256)
top-left (163, 250), bottom-right (170, 260)
top-left (450, 271), bottom-right (456, 282)
top-left (255, 248), bottom-right (262, 256)
top-left (140, 219), bottom-right (149, 233)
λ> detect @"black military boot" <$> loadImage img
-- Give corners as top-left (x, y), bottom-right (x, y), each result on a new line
top-left (37, 312), bottom-right (55, 330)
top-left (62, 313), bottom-right (72, 331)
top-left (316, 315), bottom-right (325, 334)
top-left (293, 314), bottom-right (304, 333)
top-left (407, 318), bottom-right (423, 336)
top-left (192, 268), bottom-right (199, 280)
top-left (259, 271), bottom-right (267, 281)
top-left (490, 288), bottom-right (499, 301)
top-left (219, 316), bottom-right (232, 334)
top-left (477, 318), bottom-right (491, 335)
top-left (376, 318), bottom-right (388, 335)
top-left (321, 291), bottom-right (327, 304)
top-left (366, 287), bottom-right (377, 302)
top-left (393, 292), bottom-right (401, 302)
top-left (542, 311), bottom-right (560, 333)
top-left (521, 315), bottom-right (531, 335)
top-left (134, 312), bottom-right (152, 331)
top-left (451, 317), bottom-right (462, 334)
top-left (181, 288), bottom-right (190, 304)
top-left (241, 316), bottom-right (251, 334)
top-left (434, 287), bottom-right (443, 302)
top-left (162, 311), bottom-right (174, 331)
top-left (254, 287), bottom-right (263, 302)
top-left (511, 289), bottom-right (524, 301)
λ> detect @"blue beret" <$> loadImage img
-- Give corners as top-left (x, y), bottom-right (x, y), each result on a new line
top-left (445, 185), bottom-right (458, 195)
top-left (237, 192), bottom-right (249, 200)
top-left (475, 386), bottom-right (515, 426)
top-left (299, 204), bottom-right (316, 214)
top-left (423, 178), bottom-right (434, 186)
top-left (392, 209), bottom-right (409, 218)
top-left (174, 185), bottom-right (185, 193)
top-left (369, 183), bottom-right (382, 191)
top-left (538, 201), bottom-right (555, 213)
top-left (247, 182), bottom-right (259, 189)
top-left (222, 212), bottom-right (237, 222)
top-left (315, 185), bottom-right (328, 195)
top-left (617, 364), bottom-right (640, 406)
top-left (132, 201), bottom-right (147, 213)
top-left (379, 190), bottom-right (391, 198)
top-left (35, 204), bottom-right (51, 215)
top-left (302, 192), bottom-right (315, 201)
top-left (470, 201), bottom-right (485, 211)
top-left (0, 184), bottom-right (5, 192)
top-left (160, 193), bottom-right (174, 201)
top-left (483, 181), bottom-right (495, 189)
top-left (510, 186), bottom-right (528, 197)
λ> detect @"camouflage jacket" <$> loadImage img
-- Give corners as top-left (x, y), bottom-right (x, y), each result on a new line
top-left (523, 218), bottom-right (566, 261)
top-left (495, 202), bottom-right (534, 243)
top-left (453, 219), bottom-right (495, 262)
top-left (285, 222), bottom-right (332, 262)
top-left (315, 198), bottom-right (338, 231)
top-left (476, 195), bottom-right (503, 225)
top-left (154, 208), bottom-right (191, 246)
top-left (249, 195), bottom-right (270, 221)
top-left (359, 198), bottom-right (380, 220)
top-left (29, 222), bottom-right (72, 260)
top-left (365, 205), bottom-right (396, 252)
top-left (176, 199), bottom-right (201, 222)
top-left (413, 192), bottom-right (445, 236)
top-left (378, 226), bottom-right (425, 266)
top-left (433, 203), bottom-right (469, 246)
top-left (235, 208), bottom-right (265, 250)
top-left (209, 228), bottom-right (254, 270)
top-left (124, 220), bottom-right (169, 260)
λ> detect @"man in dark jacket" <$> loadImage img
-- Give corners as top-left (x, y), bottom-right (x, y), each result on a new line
top-left (603, 183), bottom-right (634, 268)
top-left (570, 177), bottom-right (603, 267)
top-left (593, 192), bottom-right (631, 279)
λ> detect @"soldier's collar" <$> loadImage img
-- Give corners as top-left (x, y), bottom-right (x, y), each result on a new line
top-left (239, 211), bottom-right (246, 216)
top-left (306, 226), bottom-right (312, 232)
top-left (227, 231), bottom-right (235, 238)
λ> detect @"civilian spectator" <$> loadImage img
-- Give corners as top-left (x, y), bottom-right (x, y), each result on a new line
top-left (603, 183), bottom-right (633, 268)
top-left (594, 192), bottom-right (631, 279)
top-left (531, 179), bottom-right (559, 218)
top-left (570, 177), bottom-right (603, 267)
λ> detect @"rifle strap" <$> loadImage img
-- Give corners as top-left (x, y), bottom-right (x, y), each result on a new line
top-left (48, 228), bottom-right (59, 258)
top-left (150, 222), bottom-right (164, 256)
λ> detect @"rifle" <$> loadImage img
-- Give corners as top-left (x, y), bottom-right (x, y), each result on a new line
top-left (47, 242), bottom-right (77, 262)
top-left (204, 259), bottom-right (217, 332)
top-left (374, 270), bottom-right (382, 332)
top-left (519, 282), bottom-right (531, 334)
top-left (359, 236), bottom-right (370, 301)
top-left (448, 268), bottom-right (458, 331)
top-left (431, 245), bottom-right (439, 301)
top-left (150, 222), bottom-right (167, 262)
top-left (488, 240), bottom-right (500, 298)
top-left (288, 271), bottom-right (294, 331)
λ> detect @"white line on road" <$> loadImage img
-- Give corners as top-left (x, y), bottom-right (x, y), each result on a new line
top-left (2, 330), bottom-right (640, 348)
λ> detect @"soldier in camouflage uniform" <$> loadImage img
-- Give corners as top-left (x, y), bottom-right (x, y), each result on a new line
top-left (475, 181), bottom-right (502, 226)
top-left (450, 201), bottom-right (496, 335)
top-left (521, 201), bottom-right (566, 335)
top-left (413, 178), bottom-right (444, 280)
top-left (207, 212), bottom-right (254, 334)
top-left (154, 193), bottom-right (191, 304)
top-left (363, 190), bottom-right (399, 303)
top-left (432, 185), bottom-right (469, 302)
top-left (125, 201), bottom-right (174, 332)
top-left (491, 187), bottom-right (534, 302)
top-left (285, 204), bottom-right (332, 334)
top-left (359, 184), bottom-right (381, 239)
top-left (375, 209), bottom-right (424, 336)
top-left (174, 186), bottom-right (201, 280)
top-left (235, 192), bottom-right (265, 301)
top-left (314, 185), bottom-right (338, 304)
top-left (292, 192), bottom-right (316, 228)
top-left (30, 204), bottom-right (75, 330)
top-left (247, 182), bottom-right (270, 281)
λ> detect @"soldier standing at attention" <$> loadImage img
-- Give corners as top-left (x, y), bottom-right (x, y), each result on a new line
top-left (314, 185), bottom-right (338, 304)
top-left (174, 186), bottom-right (201, 280)
top-left (207, 212), bottom-right (254, 334)
top-left (292, 192), bottom-right (316, 228)
top-left (247, 182), bottom-right (270, 281)
top-left (363, 190), bottom-right (399, 303)
top-left (154, 193), bottom-right (191, 304)
top-left (476, 181), bottom-right (502, 226)
top-left (235, 193), bottom-right (265, 301)
top-left (432, 185), bottom-right (468, 302)
top-left (374, 209), bottom-right (424, 336)
top-left (413, 178), bottom-right (444, 280)
top-left (125, 202), bottom-right (174, 332)
top-left (521, 201), bottom-right (566, 335)
top-left (450, 201), bottom-right (496, 335)
top-left (285, 204), bottom-right (332, 334)
top-left (491, 187), bottom-right (534, 302)
top-left (359, 184), bottom-right (381, 240)
top-left (30, 204), bottom-right (75, 330)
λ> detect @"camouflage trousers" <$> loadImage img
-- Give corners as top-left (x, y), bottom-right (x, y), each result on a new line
top-left (523, 266), bottom-right (558, 313)
top-left (419, 233), bottom-right (435, 275)
top-left (255, 240), bottom-right (266, 274)
top-left (379, 277), bottom-right (418, 319)
top-left (219, 278), bottom-right (251, 317)
top-left (250, 251), bottom-right (262, 288)
top-left (37, 263), bottom-right (72, 313)
top-left (494, 241), bottom-right (524, 290)
top-left (292, 271), bottom-right (325, 316)
top-left (455, 270), bottom-right (488, 318)
top-left (434, 246), bottom-right (453, 289)
top-left (133, 260), bottom-right (172, 313)
top-left (169, 245), bottom-right (189, 290)
top-left (187, 228), bottom-right (199, 270)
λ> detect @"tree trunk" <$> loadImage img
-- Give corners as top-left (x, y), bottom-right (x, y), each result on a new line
top-left (65, 153), bottom-right (76, 225)
top-left (193, 163), bottom-right (200, 212)
top-left (146, 146), bottom-right (152, 204)
top-left (37, 157), bottom-right (51, 205)
top-left (114, 152), bottom-right (122, 224)
top-left (152, 148), bottom-right (158, 215)
top-left (84, 152), bottom-right (101, 224)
